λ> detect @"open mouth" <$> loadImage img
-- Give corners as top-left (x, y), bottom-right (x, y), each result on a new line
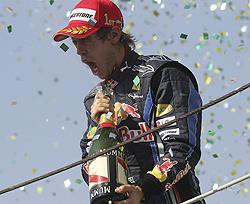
top-left (82, 60), bottom-right (99, 75)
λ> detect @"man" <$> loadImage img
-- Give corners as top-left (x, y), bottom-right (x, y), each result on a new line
top-left (53, 0), bottom-right (205, 203)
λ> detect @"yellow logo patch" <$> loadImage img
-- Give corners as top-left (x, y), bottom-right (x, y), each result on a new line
top-left (156, 104), bottom-right (173, 117)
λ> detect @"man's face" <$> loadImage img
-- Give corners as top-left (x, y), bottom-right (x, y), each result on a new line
top-left (72, 33), bottom-right (116, 79)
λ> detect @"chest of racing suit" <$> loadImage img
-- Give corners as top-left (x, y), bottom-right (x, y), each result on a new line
top-left (80, 50), bottom-right (205, 204)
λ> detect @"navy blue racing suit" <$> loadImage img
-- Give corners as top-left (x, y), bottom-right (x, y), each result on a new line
top-left (80, 50), bottom-right (205, 204)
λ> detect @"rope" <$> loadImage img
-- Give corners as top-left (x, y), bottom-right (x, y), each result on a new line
top-left (0, 82), bottom-right (249, 196)
top-left (181, 173), bottom-right (250, 204)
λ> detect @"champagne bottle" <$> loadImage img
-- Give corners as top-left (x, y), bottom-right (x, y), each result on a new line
top-left (88, 112), bottom-right (128, 204)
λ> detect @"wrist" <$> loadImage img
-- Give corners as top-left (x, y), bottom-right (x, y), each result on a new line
top-left (135, 185), bottom-right (145, 202)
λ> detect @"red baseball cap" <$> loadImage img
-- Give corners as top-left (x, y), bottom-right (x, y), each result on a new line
top-left (53, 0), bottom-right (124, 42)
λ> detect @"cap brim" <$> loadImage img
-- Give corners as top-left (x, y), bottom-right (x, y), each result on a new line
top-left (53, 24), bottom-right (99, 42)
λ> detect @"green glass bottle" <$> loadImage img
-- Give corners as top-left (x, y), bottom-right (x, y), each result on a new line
top-left (88, 112), bottom-right (128, 204)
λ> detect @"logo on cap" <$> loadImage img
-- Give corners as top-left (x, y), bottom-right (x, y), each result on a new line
top-left (69, 8), bottom-right (96, 22)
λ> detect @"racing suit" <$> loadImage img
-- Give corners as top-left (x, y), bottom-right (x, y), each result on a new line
top-left (80, 50), bottom-right (205, 204)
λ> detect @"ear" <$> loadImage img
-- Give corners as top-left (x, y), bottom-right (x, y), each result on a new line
top-left (109, 26), bottom-right (122, 44)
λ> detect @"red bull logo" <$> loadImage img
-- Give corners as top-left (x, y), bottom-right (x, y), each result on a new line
top-left (118, 122), bottom-right (154, 143)
top-left (122, 103), bottom-right (141, 118)
top-left (158, 158), bottom-right (178, 173)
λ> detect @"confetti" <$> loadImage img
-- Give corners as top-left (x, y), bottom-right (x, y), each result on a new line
top-left (203, 32), bottom-right (209, 40)
top-left (64, 179), bottom-right (71, 188)
top-left (194, 63), bottom-right (201, 68)
top-left (19, 186), bottom-right (25, 191)
top-left (49, 0), bottom-right (55, 5)
top-left (212, 33), bottom-right (220, 40)
top-left (36, 186), bottom-right (44, 194)
top-left (217, 124), bottom-right (223, 129)
top-left (210, 4), bottom-right (217, 11)
top-left (75, 179), bottom-right (83, 184)
top-left (133, 76), bottom-right (140, 86)
top-left (230, 170), bottom-right (237, 176)
top-left (208, 130), bottom-right (216, 136)
top-left (32, 168), bottom-right (38, 174)
top-left (9, 134), bottom-right (17, 141)
top-left (180, 33), bottom-right (188, 39)
top-left (10, 100), bottom-right (17, 107)
top-left (60, 43), bottom-right (69, 52)
top-left (7, 25), bottom-right (12, 33)
top-left (220, 2), bottom-right (227, 10)
top-left (153, 10), bottom-right (160, 17)
top-left (212, 183), bottom-right (219, 190)
top-left (242, 188), bottom-right (249, 193)
top-left (212, 153), bottom-right (219, 158)
top-left (234, 160), bottom-right (241, 166)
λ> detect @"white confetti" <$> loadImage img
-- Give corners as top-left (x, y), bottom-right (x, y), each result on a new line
top-left (241, 25), bottom-right (248, 33)
top-left (64, 179), bottom-right (71, 188)
top-left (210, 4), bottom-right (217, 11)
top-left (220, 2), bottom-right (227, 10)
top-left (19, 186), bottom-right (25, 191)
top-left (212, 183), bottom-right (219, 190)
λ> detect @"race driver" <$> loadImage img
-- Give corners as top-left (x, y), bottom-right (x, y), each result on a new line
top-left (53, 0), bottom-right (205, 203)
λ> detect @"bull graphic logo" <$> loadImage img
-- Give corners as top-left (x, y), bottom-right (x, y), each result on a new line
top-left (122, 103), bottom-right (141, 118)
top-left (158, 158), bottom-right (178, 173)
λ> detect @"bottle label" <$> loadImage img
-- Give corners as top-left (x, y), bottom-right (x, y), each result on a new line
top-left (89, 152), bottom-right (128, 202)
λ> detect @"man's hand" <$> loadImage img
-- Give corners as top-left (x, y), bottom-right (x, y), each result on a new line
top-left (91, 92), bottom-right (113, 123)
top-left (114, 185), bottom-right (144, 204)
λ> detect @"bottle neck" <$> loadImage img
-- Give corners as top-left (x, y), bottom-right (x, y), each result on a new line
top-left (99, 113), bottom-right (116, 128)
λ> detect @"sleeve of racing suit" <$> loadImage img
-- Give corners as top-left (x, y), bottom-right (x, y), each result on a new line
top-left (138, 66), bottom-right (202, 199)
top-left (80, 109), bottom-right (97, 185)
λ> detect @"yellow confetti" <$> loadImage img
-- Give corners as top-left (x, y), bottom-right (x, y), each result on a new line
top-left (36, 186), bottom-right (44, 194)
top-left (152, 34), bottom-right (158, 41)
top-left (194, 63), bottom-right (201, 68)
top-left (230, 170), bottom-right (237, 176)
top-left (230, 108), bottom-right (236, 112)
top-left (153, 10), bottom-right (160, 17)
top-left (246, 122), bottom-right (250, 129)
top-left (234, 160), bottom-right (241, 166)
top-left (232, 130), bottom-right (238, 136)
top-left (215, 177), bottom-right (223, 183)
top-left (204, 75), bottom-right (212, 85)
top-left (242, 188), bottom-right (249, 193)
top-left (32, 168), bottom-right (38, 174)
top-left (9, 135), bottom-right (17, 141)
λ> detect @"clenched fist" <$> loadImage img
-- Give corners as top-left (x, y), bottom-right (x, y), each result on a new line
top-left (91, 92), bottom-right (114, 123)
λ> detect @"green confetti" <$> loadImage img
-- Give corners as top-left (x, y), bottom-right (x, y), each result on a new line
top-left (60, 43), bottom-right (69, 52)
top-left (49, 0), bottom-right (54, 5)
top-left (7, 25), bottom-right (12, 33)
top-left (208, 130), bottom-right (216, 136)
top-left (212, 153), bottom-right (219, 158)
top-left (133, 76), bottom-right (140, 86)
top-left (203, 32), bottom-right (209, 40)
top-left (207, 63), bottom-right (214, 71)
top-left (184, 3), bottom-right (192, 9)
top-left (180, 33), bottom-right (188, 39)
top-left (212, 33), bottom-right (220, 40)
top-left (217, 124), bottom-right (223, 129)
top-left (75, 179), bottom-right (83, 184)
top-left (196, 43), bottom-right (203, 50)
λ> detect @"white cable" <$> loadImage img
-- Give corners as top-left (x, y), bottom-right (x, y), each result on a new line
top-left (181, 173), bottom-right (250, 204)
